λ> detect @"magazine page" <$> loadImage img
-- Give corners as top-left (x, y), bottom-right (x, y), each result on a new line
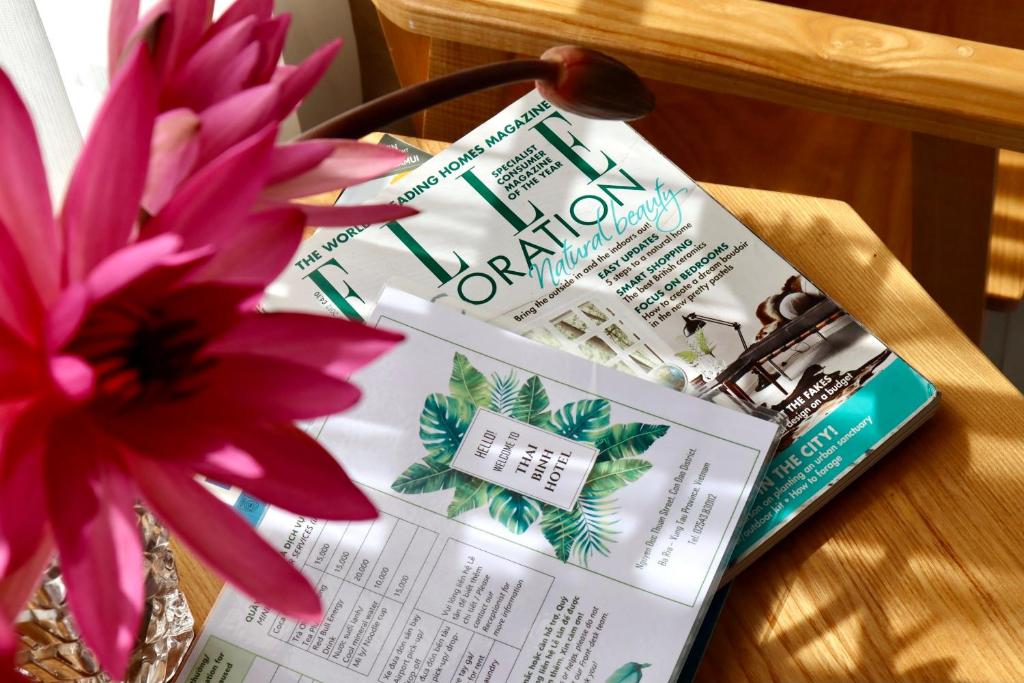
top-left (180, 289), bottom-right (780, 683)
top-left (267, 90), bottom-right (936, 565)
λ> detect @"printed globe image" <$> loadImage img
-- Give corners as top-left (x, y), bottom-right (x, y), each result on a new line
top-left (650, 364), bottom-right (689, 392)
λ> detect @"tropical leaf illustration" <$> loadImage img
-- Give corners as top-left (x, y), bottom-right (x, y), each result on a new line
top-left (549, 399), bottom-right (610, 442)
top-left (594, 423), bottom-right (670, 462)
top-left (539, 496), bottom-right (617, 564)
top-left (511, 375), bottom-right (551, 427)
top-left (392, 354), bottom-right (670, 562)
top-left (489, 371), bottom-right (519, 415)
top-left (449, 352), bottom-right (491, 407)
top-left (539, 504), bottom-right (578, 562)
top-left (606, 662), bottom-right (651, 683)
top-left (583, 458), bottom-right (653, 498)
top-left (392, 459), bottom-right (461, 494)
top-left (419, 393), bottom-right (474, 466)
top-left (447, 476), bottom-right (500, 517)
top-left (573, 495), bottom-right (619, 564)
top-left (488, 490), bottom-right (541, 534)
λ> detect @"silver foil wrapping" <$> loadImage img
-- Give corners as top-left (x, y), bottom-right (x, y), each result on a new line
top-left (14, 507), bottom-right (194, 682)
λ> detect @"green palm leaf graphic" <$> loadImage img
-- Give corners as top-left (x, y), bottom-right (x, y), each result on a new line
top-left (488, 371), bottom-right (519, 415)
top-left (583, 459), bottom-right (653, 497)
top-left (488, 490), bottom-right (540, 534)
top-left (419, 393), bottom-right (474, 466)
top-left (511, 375), bottom-right (551, 427)
top-left (539, 504), bottom-right (579, 562)
top-left (540, 496), bottom-right (619, 565)
top-left (392, 356), bottom-right (670, 562)
top-left (573, 495), bottom-right (618, 565)
top-left (550, 399), bottom-right (610, 442)
top-left (447, 476), bottom-right (500, 517)
top-left (594, 423), bottom-right (670, 462)
top-left (391, 460), bottom-right (461, 494)
top-left (449, 352), bottom-right (491, 407)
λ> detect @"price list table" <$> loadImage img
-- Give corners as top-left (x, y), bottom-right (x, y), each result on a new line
top-left (267, 514), bottom-right (438, 675)
top-left (379, 540), bottom-right (553, 683)
top-left (185, 636), bottom-right (322, 683)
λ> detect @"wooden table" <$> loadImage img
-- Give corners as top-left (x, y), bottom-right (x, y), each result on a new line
top-left (174, 139), bottom-right (1024, 682)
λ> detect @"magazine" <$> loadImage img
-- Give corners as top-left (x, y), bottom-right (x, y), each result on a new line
top-left (180, 289), bottom-right (781, 682)
top-left (266, 90), bottom-right (938, 573)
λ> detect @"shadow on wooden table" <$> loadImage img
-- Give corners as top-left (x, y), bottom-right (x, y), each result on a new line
top-left (690, 207), bottom-right (1024, 682)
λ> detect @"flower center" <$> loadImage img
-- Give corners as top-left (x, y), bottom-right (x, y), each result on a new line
top-left (68, 303), bottom-right (213, 410)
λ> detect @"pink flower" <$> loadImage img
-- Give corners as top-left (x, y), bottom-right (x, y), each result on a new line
top-left (0, 40), bottom-right (403, 680)
top-left (109, 0), bottom-right (413, 227)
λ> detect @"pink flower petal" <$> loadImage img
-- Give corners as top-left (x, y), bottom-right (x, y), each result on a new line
top-left (280, 201), bottom-right (418, 227)
top-left (206, 311), bottom-right (402, 380)
top-left (84, 234), bottom-right (183, 301)
top-left (0, 533), bottom-right (52, 622)
top-left (0, 219), bottom-right (43, 343)
top-left (202, 42), bottom-right (261, 107)
top-left (203, 426), bottom-right (376, 520)
top-left (0, 410), bottom-right (53, 668)
top-left (107, 0), bottom-right (140, 76)
top-left (106, 348), bottom-right (361, 427)
top-left (145, 125), bottom-right (276, 249)
top-left (74, 242), bottom-right (211, 338)
top-left (62, 43), bottom-right (157, 282)
top-left (267, 141), bottom-right (335, 184)
top-left (194, 355), bottom-right (363, 421)
top-left (0, 617), bottom-right (15, 678)
top-left (44, 284), bottom-right (88, 352)
top-left (187, 207), bottom-right (304, 286)
top-left (261, 141), bottom-right (406, 201)
top-left (162, 17), bottom-right (256, 110)
top-left (129, 458), bottom-right (322, 621)
top-left (249, 15), bottom-right (290, 85)
top-left (155, 0), bottom-right (213, 78)
top-left (99, 282), bottom-right (249, 352)
top-left (48, 355), bottom-right (94, 401)
top-left (0, 71), bottom-right (58, 306)
top-left (209, 0), bottom-right (273, 36)
top-left (110, 4), bottom-right (170, 82)
top-left (44, 419), bottom-right (144, 681)
top-left (0, 321), bottom-right (36, 402)
top-left (143, 108), bottom-right (200, 215)
top-left (129, 421), bottom-right (376, 520)
top-left (0, 406), bottom-right (48, 584)
top-left (197, 83), bottom-right (279, 167)
top-left (275, 39), bottom-right (341, 118)
top-left (271, 64), bottom-right (296, 84)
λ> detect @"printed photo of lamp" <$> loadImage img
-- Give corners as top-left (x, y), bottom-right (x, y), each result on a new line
top-left (682, 312), bottom-right (787, 392)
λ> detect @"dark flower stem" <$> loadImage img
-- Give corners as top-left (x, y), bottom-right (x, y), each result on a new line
top-left (298, 59), bottom-right (559, 140)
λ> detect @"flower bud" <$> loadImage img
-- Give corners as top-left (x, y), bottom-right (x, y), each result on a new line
top-left (538, 46), bottom-right (654, 120)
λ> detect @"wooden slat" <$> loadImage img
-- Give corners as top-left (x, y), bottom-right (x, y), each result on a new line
top-left (173, 137), bottom-right (1024, 683)
top-left (376, 11), bottom-right (431, 134)
top-left (373, 0), bottom-right (1024, 152)
top-left (989, 150), bottom-right (1024, 308)
top-left (910, 134), bottom-right (997, 340)
top-left (421, 39), bottom-right (523, 141)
